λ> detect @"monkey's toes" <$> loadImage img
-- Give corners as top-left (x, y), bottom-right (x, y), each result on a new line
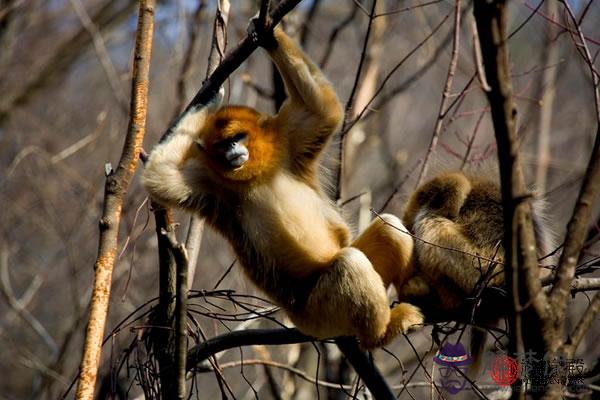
top-left (393, 303), bottom-right (424, 333)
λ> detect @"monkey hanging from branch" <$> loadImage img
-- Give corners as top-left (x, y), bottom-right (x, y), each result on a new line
top-left (142, 21), bottom-right (424, 349)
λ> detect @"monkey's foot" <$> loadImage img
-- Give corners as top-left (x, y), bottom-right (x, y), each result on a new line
top-left (375, 303), bottom-right (423, 348)
top-left (390, 302), bottom-right (424, 334)
top-left (361, 303), bottom-right (424, 349)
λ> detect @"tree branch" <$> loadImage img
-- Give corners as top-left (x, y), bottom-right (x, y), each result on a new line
top-left (568, 291), bottom-right (600, 353)
top-left (75, 2), bottom-right (156, 399)
top-left (549, 0), bottom-right (600, 331)
top-left (186, 329), bottom-right (395, 400)
top-left (163, 229), bottom-right (189, 399)
top-left (185, 0), bottom-right (231, 290)
top-left (473, 0), bottom-right (551, 381)
top-left (334, 0), bottom-right (378, 202)
top-left (417, 0), bottom-right (462, 186)
top-left (162, 0), bottom-right (303, 137)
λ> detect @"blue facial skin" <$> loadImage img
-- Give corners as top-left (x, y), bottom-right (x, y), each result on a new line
top-left (439, 365), bottom-right (468, 395)
top-left (224, 141), bottom-right (249, 168)
top-left (212, 132), bottom-right (249, 169)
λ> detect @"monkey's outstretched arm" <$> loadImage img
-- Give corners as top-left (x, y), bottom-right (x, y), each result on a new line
top-left (265, 27), bottom-right (344, 163)
top-left (142, 91), bottom-right (223, 209)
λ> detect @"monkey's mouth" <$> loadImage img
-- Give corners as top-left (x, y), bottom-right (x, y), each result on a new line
top-left (226, 153), bottom-right (249, 168)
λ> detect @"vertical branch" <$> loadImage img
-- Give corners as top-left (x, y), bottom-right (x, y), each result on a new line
top-left (164, 230), bottom-right (190, 399)
top-left (205, 0), bottom-right (231, 79)
top-left (152, 207), bottom-right (179, 397)
top-left (186, 0), bottom-right (230, 290)
top-left (299, 0), bottom-right (321, 47)
top-left (416, 0), bottom-right (462, 186)
top-left (75, 1), bottom-right (156, 398)
top-left (69, 0), bottom-right (129, 112)
top-left (339, 0), bottom-right (387, 201)
top-left (472, 2), bottom-right (550, 393)
top-left (173, 0), bottom-right (206, 117)
top-left (534, 0), bottom-right (559, 194)
top-left (549, 0), bottom-right (600, 333)
top-left (334, 0), bottom-right (378, 202)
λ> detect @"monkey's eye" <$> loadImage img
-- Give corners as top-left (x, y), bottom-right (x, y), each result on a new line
top-left (215, 132), bottom-right (248, 150)
top-left (232, 132), bottom-right (248, 142)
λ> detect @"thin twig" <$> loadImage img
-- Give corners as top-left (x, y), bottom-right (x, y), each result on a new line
top-left (460, 109), bottom-right (486, 169)
top-left (319, 3), bottom-right (358, 68)
top-left (341, 10), bottom-right (453, 136)
top-left (379, 159), bottom-right (422, 212)
top-left (374, 0), bottom-right (442, 18)
top-left (523, 1), bottom-right (600, 46)
top-left (334, 0), bottom-right (378, 202)
top-left (568, 291), bottom-right (600, 353)
top-left (0, 247), bottom-right (57, 356)
top-left (471, 17), bottom-right (491, 92)
top-left (173, 0), bottom-right (206, 117)
top-left (0, 0), bottom-right (138, 123)
top-left (416, 0), bottom-right (462, 186)
top-left (69, 0), bottom-right (128, 113)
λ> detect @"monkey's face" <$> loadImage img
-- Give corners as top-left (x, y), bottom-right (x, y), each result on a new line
top-left (196, 106), bottom-right (280, 183)
top-left (209, 130), bottom-right (250, 169)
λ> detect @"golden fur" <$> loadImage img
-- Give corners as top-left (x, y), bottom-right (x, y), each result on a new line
top-left (398, 171), bottom-right (550, 312)
top-left (142, 27), bottom-right (423, 348)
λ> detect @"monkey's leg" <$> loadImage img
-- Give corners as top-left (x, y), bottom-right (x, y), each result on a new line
top-left (352, 213), bottom-right (414, 291)
top-left (294, 247), bottom-right (422, 349)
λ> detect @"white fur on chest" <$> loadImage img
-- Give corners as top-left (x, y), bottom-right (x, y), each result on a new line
top-left (243, 173), bottom-right (339, 256)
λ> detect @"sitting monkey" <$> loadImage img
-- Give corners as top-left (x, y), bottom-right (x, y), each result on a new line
top-left (399, 171), bottom-right (553, 314)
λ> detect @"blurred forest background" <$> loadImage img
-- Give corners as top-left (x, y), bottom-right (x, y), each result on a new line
top-left (1, 0), bottom-right (599, 398)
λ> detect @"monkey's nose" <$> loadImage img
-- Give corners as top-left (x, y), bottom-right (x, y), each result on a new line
top-left (228, 153), bottom-right (249, 167)
top-left (225, 145), bottom-right (249, 167)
